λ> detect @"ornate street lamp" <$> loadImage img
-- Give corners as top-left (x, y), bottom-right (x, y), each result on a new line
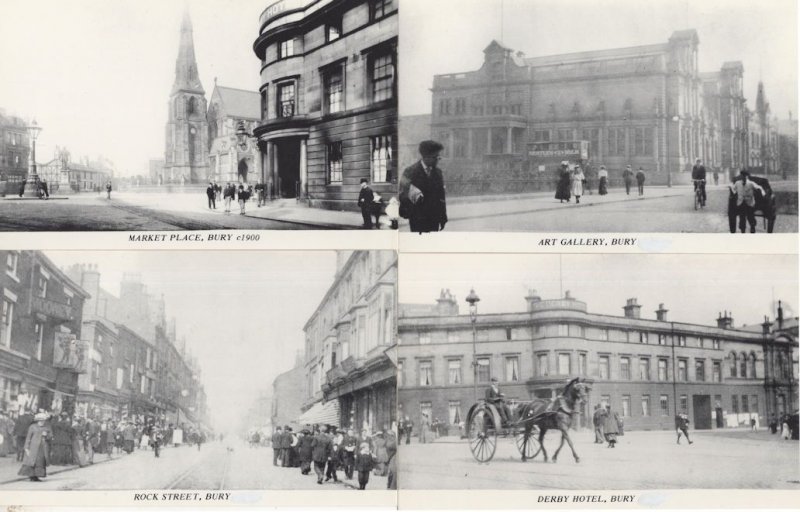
top-left (235, 120), bottom-right (255, 151)
top-left (23, 119), bottom-right (42, 197)
top-left (465, 288), bottom-right (481, 401)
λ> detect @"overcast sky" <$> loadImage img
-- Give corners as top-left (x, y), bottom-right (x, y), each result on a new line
top-left (0, 0), bottom-right (263, 176)
top-left (400, 0), bottom-right (798, 118)
top-left (399, 253), bottom-right (798, 328)
top-left (46, 250), bottom-right (339, 433)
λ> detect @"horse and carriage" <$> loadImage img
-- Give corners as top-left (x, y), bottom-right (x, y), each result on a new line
top-left (466, 377), bottom-right (590, 464)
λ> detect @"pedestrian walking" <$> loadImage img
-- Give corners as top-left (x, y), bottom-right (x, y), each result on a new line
top-left (18, 412), bottom-right (51, 482)
top-left (571, 166), bottom-right (585, 204)
top-left (635, 167), bottom-right (646, 195)
top-left (298, 429), bottom-right (313, 475)
top-left (272, 426), bottom-right (282, 466)
top-left (50, 412), bottom-right (74, 465)
top-left (105, 181), bottom-right (112, 199)
top-left (13, 411), bottom-right (34, 462)
top-left (419, 413), bottom-right (430, 444)
top-left (623, 165), bottom-right (634, 195)
top-left (730, 170), bottom-right (764, 233)
top-left (123, 421), bottom-right (136, 454)
top-left (555, 162), bottom-right (572, 203)
top-left (675, 413), bottom-right (693, 445)
top-left (603, 405), bottom-right (621, 448)
top-left (223, 183), bottom-right (234, 213)
top-left (713, 169), bottom-right (719, 186)
top-left (402, 416), bottom-right (413, 444)
top-left (237, 184), bottom-right (249, 215)
top-left (342, 428), bottom-right (356, 479)
top-left (281, 425), bottom-right (292, 467)
top-left (399, 140), bottom-right (448, 233)
top-left (592, 404), bottom-right (606, 443)
top-left (373, 429), bottom-right (388, 476)
top-left (325, 429), bottom-right (341, 482)
top-left (354, 442), bottom-right (375, 490)
top-left (358, 178), bottom-right (375, 229)
top-left (0, 410), bottom-right (14, 457)
top-left (750, 416), bottom-right (757, 431)
top-left (311, 426), bottom-right (332, 485)
top-left (150, 426), bottom-right (163, 458)
top-left (385, 427), bottom-right (397, 490)
top-left (206, 182), bottom-right (216, 209)
top-left (598, 166), bottom-right (609, 195)
top-left (781, 415), bottom-right (790, 440)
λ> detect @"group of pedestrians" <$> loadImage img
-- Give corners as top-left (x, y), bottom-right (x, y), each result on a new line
top-left (591, 404), bottom-right (624, 448)
top-left (270, 424), bottom-right (397, 490)
top-left (206, 181), bottom-right (261, 216)
top-left (768, 413), bottom-right (799, 440)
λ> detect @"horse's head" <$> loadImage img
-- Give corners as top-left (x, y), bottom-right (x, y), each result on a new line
top-left (563, 377), bottom-right (591, 404)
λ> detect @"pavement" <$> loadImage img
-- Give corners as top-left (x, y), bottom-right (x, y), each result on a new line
top-left (398, 428), bottom-right (799, 489)
top-left (0, 440), bottom-right (387, 491)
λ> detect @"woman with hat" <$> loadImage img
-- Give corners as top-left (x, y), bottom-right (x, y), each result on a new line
top-left (18, 412), bottom-right (51, 481)
top-left (555, 162), bottom-right (572, 203)
top-left (598, 166), bottom-right (609, 195)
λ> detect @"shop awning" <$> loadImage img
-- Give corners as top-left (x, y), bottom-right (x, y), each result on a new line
top-left (297, 400), bottom-right (340, 427)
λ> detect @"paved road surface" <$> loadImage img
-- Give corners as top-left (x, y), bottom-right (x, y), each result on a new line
top-left (398, 430), bottom-right (799, 489)
top-left (0, 440), bottom-right (383, 490)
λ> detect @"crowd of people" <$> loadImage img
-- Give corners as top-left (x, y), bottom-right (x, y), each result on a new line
top-left (2, 408), bottom-right (208, 482)
top-left (206, 181), bottom-right (261, 215)
top-left (768, 412), bottom-right (799, 440)
top-left (258, 423), bottom-right (397, 490)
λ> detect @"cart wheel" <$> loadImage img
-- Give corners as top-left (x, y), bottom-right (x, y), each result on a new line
top-left (469, 408), bottom-right (497, 463)
top-left (515, 428), bottom-right (540, 460)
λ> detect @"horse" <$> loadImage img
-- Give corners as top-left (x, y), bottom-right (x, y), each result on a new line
top-left (515, 377), bottom-right (590, 463)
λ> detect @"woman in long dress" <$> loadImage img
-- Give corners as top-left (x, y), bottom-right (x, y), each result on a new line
top-left (18, 413), bottom-right (50, 481)
top-left (571, 167), bottom-right (585, 204)
top-left (598, 166), bottom-right (609, 195)
top-left (603, 406), bottom-right (621, 448)
top-left (555, 163), bottom-right (572, 203)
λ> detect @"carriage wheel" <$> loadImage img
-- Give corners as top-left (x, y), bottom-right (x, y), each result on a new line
top-left (514, 428), bottom-right (540, 460)
top-left (468, 408), bottom-right (498, 463)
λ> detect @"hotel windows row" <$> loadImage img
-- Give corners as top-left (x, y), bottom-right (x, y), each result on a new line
top-left (600, 393), bottom-right (690, 418)
top-left (533, 323), bottom-right (722, 349)
top-left (592, 355), bottom-right (725, 383)
top-left (398, 355), bottom-right (521, 387)
top-left (325, 135), bottom-right (393, 184)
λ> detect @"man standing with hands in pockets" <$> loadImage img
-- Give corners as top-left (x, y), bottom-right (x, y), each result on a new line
top-left (400, 140), bottom-right (448, 234)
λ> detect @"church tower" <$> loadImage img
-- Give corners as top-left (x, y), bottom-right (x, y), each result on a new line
top-left (164, 11), bottom-right (209, 184)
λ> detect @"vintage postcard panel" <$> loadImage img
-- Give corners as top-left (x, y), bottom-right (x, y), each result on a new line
top-left (397, 0), bottom-right (798, 234)
top-left (396, 252), bottom-right (798, 506)
top-left (0, 0), bottom-right (399, 232)
top-left (0, 249), bottom-right (397, 508)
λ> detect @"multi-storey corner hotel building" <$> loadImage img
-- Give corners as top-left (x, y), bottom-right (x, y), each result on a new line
top-left (252, 0), bottom-right (398, 211)
top-left (397, 291), bottom-right (797, 433)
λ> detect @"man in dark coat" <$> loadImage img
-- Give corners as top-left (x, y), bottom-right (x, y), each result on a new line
top-left (485, 378), bottom-right (511, 427)
top-left (357, 178), bottom-right (375, 229)
top-left (271, 426), bottom-right (282, 466)
top-left (692, 158), bottom-right (707, 206)
top-left (635, 167), bottom-right (646, 196)
top-left (298, 429), bottom-right (313, 475)
top-left (675, 413), bottom-right (693, 444)
top-left (311, 426), bottom-right (332, 484)
top-left (341, 428), bottom-right (357, 479)
top-left (592, 404), bottom-right (606, 443)
top-left (206, 183), bottom-right (216, 209)
top-left (50, 413), bottom-right (74, 465)
top-left (14, 411), bottom-right (34, 462)
top-left (385, 428), bottom-right (398, 490)
top-left (402, 416), bottom-right (413, 444)
top-left (280, 425), bottom-right (292, 467)
top-left (622, 165), bottom-right (634, 195)
top-left (399, 140), bottom-right (447, 234)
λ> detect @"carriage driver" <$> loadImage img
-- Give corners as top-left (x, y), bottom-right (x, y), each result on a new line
top-left (485, 377), bottom-right (513, 427)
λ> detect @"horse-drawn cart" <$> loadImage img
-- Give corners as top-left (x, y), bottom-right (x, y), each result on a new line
top-left (465, 378), bottom-right (591, 464)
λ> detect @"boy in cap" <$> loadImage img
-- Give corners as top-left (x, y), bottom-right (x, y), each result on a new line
top-left (357, 178), bottom-right (375, 229)
top-left (354, 441), bottom-right (375, 490)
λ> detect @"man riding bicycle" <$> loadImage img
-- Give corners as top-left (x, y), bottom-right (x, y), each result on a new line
top-left (691, 158), bottom-right (707, 207)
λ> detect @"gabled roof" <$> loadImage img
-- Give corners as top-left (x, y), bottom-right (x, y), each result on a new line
top-left (212, 85), bottom-right (260, 120)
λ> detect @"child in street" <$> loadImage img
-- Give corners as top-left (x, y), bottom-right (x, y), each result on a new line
top-left (354, 441), bottom-right (375, 490)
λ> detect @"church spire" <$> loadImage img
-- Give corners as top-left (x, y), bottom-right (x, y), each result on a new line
top-left (172, 10), bottom-right (204, 95)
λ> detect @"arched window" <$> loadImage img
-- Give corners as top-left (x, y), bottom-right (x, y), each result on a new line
top-left (730, 352), bottom-right (737, 377)
top-left (776, 352), bottom-right (784, 380)
top-left (187, 97), bottom-right (196, 116)
top-left (739, 352), bottom-right (748, 378)
top-left (748, 352), bottom-right (757, 379)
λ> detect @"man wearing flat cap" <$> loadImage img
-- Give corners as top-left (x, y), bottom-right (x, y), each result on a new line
top-left (399, 140), bottom-right (447, 233)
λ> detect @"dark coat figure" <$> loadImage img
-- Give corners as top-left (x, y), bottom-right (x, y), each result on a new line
top-left (298, 433), bottom-right (313, 475)
top-left (354, 447), bottom-right (375, 490)
top-left (635, 168), bottom-right (646, 195)
top-left (341, 433), bottom-right (356, 479)
top-left (271, 429), bottom-right (282, 466)
top-left (50, 416), bottom-right (74, 465)
top-left (622, 167), bottom-right (634, 195)
top-left (280, 430), bottom-right (292, 467)
top-left (675, 413), bottom-right (693, 444)
top-left (358, 181), bottom-right (375, 229)
top-left (485, 379), bottom-right (512, 426)
top-left (18, 420), bottom-right (50, 480)
top-left (13, 412), bottom-right (34, 462)
top-left (385, 431), bottom-right (397, 490)
top-left (206, 184), bottom-right (216, 209)
top-left (311, 431), bottom-right (332, 484)
top-left (555, 165), bottom-right (571, 202)
top-left (402, 418), bottom-right (413, 444)
top-left (603, 408), bottom-right (622, 447)
top-left (325, 436), bottom-right (341, 482)
top-left (592, 405), bottom-right (607, 443)
top-left (400, 142), bottom-right (448, 233)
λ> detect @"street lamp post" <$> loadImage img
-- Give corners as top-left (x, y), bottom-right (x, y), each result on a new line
top-left (465, 289), bottom-right (481, 402)
top-left (665, 115), bottom-right (679, 188)
top-left (23, 119), bottom-right (42, 197)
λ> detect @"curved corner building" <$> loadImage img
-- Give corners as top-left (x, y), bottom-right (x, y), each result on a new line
top-left (253, 0), bottom-right (398, 211)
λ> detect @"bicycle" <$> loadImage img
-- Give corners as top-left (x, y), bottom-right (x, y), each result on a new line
top-left (692, 179), bottom-right (706, 210)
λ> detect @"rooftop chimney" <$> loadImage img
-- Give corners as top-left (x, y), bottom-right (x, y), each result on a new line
top-left (524, 289), bottom-right (541, 312)
top-left (623, 298), bottom-right (641, 319)
top-left (716, 311), bottom-right (734, 329)
top-left (655, 303), bottom-right (668, 322)
top-left (435, 288), bottom-right (459, 316)
top-left (777, 300), bottom-right (784, 330)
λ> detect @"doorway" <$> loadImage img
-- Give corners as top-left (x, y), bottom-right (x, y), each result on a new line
top-left (276, 138), bottom-right (300, 198)
top-left (692, 394), bottom-right (712, 430)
